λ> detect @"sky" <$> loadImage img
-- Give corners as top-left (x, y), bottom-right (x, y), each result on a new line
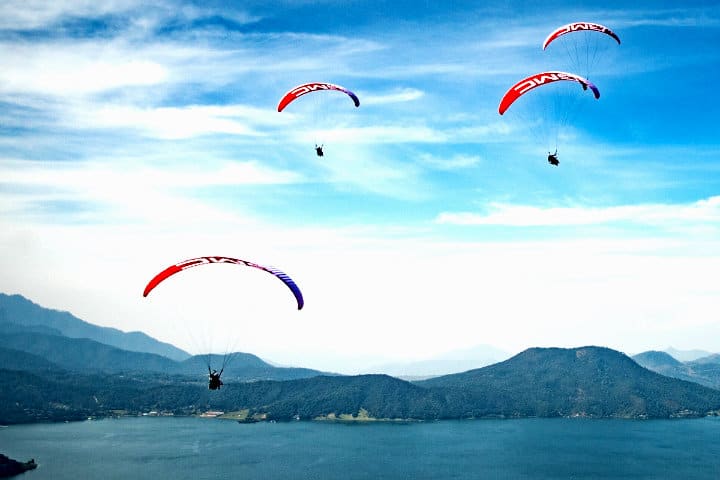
top-left (1, 0), bottom-right (719, 374)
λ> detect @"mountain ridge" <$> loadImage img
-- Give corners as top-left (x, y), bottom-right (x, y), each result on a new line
top-left (0, 328), bottom-right (329, 381)
top-left (417, 346), bottom-right (720, 418)
top-left (0, 293), bottom-right (190, 361)
top-left (3, 345), bottom-right (720, 425)
top-left (2, 293), bottom-right (720, 425)
top-left (633, 350), bottom-right (720, 390)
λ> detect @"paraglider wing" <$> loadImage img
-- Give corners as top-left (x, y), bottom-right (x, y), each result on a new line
top-left (142, 256), bottom-right (304, 310)
top-left (542, 22), bottom-right (620, 50)
top-left (277, 82), bottom-right (360, 112)
top-left (498, 71), bottom-right (600, 115)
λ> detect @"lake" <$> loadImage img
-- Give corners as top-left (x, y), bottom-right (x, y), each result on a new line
top-left (1, 416), bottom-right (719, 479)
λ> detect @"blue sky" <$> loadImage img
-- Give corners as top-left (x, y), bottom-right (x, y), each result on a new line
top-left (1, 1), bottom-right (719, 373)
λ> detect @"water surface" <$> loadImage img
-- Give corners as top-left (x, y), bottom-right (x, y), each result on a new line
top-left (2, 417), bottom-right (718, 479)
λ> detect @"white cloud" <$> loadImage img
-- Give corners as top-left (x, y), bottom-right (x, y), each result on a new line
top-left (418, 153), bottom-right (482, 170)
top-left (1, 158), bottom-right (301, 189)
top-left (0, 40), bottom-right (169, 96)
top-left (361, 88), bottom-right (425, 105)
top-left (0, 0), bottom-right (262, 31)
top-left (0, 0), bottom-right (143, 30)
top-left (611, 8), bottom-right (720, 29)
top-left (69, 103), bottom-right (276, 139)
top-left (0, 158), bottom-right (303, 225)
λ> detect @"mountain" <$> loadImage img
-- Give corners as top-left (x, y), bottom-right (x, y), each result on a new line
top-left (664, 347), bottom-right (714, 362)
top-left (363, 344), bottom-right (511, 379)
top-left (0, 293), bottom-right (330, 383)
top-left (2, 320), bottom-right (62, 336)
top-left (0, 330), bottom-right (180, 373)
top-left (0, 293), bottom-right (189, 361)
top-left (686, 355), bottom-right (720, 390)
top-left (0, 369), bottom-right (118, 424)
top-left (0, 369), bottom-right (445, 424)
top-left (417, 346), bottom-right (720, 418)
top-left (145, 374), bottom-right (447, 421)
top-left (0, 328), bottom-right (327, 382)
top-left (6, 345), bottom-right (719, 425)
top-left (0, 346), bottom-right (64, 372)
top-left (633, 350), bottom-right (684, 370)
top-left (691, 353), bottom-right (720, 366)
top-left (175, 353), bottom-right (334, 381)
top-left (633, 350), bottom-right (720, 390)
top-left (2, 293), bottom-right (719, 423)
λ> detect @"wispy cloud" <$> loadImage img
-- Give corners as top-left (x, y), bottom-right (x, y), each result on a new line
top-left (0, 41), bottom-right (166, 96)
top-left (0, 157), bottom-right (303, 225)
top-left (609, 7), bottom-right (720, 29)
top-left (0, 0), bottom-right (261, 32)
top-left (68, 103), bottom-right (279, 139)
top-left (360, 88), bottom-right (424, 105)
top-left (418, 153), bottom-right (482, 171)
top-left (0, 0), bottom-right (143, 30)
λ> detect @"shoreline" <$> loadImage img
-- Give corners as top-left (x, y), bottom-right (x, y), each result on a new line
top-left (4, 409), bottom-right (719, 427)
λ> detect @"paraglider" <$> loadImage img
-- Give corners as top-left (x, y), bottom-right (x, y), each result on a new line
top-left (208, 368), bottom-right (223, 390)
top-left (143, 256), bottom-right (304, 389)
top-left (498, 21), bottom-right (618, 165)
top-left (547, 150), bottom-right (559, 166)
top-left (278, 82), bottom-right (359, 155)
top-left (498, 71), bottom-right (601, 165)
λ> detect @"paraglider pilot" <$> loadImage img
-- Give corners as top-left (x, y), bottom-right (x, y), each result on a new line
top-left (208, 368), bottom-right (223, 390)
top-left (547, 150), bottom-right (559, 166)
top-left (315, 144), bottom-right (324, 157)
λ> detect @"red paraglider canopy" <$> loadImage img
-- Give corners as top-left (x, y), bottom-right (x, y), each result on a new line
top-left (142, 256), bottom-right (304, 310)
top-left (498, 71), bottom-right (600, 115)
top-left (542, 22), bottom-right (620, 50)
top-left (277, 82), bottom-right (360, 112)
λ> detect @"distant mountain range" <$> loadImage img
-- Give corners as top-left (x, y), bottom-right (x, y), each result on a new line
top-left (1, 292), bottom-right (719, 425)
top-left (362, 344), bottom-right (511, 379)
top-left (0, 293), bottom-right (328, 382)
top-left (417, 346), bottom-right (720, 418)
top-left (0, 293), bottom-right (189, 361)
top-left (632, 350), bottom-right (720, 390)
top-left (663, 347), bottom-right (714, 362)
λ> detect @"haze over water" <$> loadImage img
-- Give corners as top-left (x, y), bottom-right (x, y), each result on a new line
top-left (2, 416), bottom-right (719, 479)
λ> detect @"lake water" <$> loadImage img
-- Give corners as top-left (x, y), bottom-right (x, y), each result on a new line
top-left (1, 416), bottom-right (719, 479)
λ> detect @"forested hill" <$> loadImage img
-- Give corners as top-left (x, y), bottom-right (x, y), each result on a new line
top-left (3, 346), bottom-right (720, 425)
top-left (633, 350), bottom-right (684, 369)
top-left (0, 346), bottom-right (63, 373)
top-left (0, 329), bottom-right (327, 381)
top-left (1, 331), bottom-right (180, 373)
top-left (2, 293), bottom-right (719, 424)
top-left (0, 293), bottom-right (328, 381)
top-left (416, 346), bottom-right (720, 418)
